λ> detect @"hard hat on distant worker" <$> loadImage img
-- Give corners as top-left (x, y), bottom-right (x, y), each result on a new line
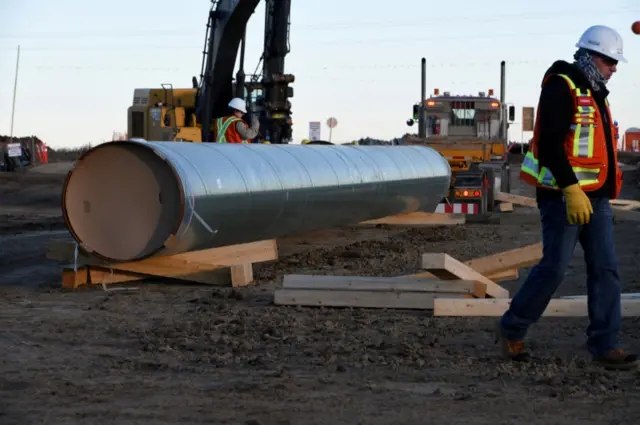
top-left (301, 139), bottom-right (310, 144)
top-left (228, 97), bottom-right (247, 114)
top-left (576, 25), bottom-right (627, 63)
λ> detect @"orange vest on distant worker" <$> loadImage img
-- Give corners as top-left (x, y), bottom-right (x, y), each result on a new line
top-left (520, 73), bottom-right (622, 199)
top-left (213, 116), bottom-right (249, 144)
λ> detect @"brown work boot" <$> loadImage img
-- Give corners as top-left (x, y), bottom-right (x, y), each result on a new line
top-left (495, 321), bottom-right (531, 362)
top-left (593, 348), bottom-right (638, 370)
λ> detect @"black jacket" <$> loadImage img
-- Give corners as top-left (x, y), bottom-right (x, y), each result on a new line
top-left (534, 60), bottom-right (616, 201)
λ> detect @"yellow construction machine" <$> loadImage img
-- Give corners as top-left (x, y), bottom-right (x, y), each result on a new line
top-left (128, 86), bottom-right (200, 142)
top-left (405, 58), bottom-right (515, 214)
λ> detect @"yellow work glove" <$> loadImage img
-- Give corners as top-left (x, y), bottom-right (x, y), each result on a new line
top-left (562, 183), bottom-right (593, 225)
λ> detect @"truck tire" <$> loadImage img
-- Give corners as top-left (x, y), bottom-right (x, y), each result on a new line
top-left (485, 169), bottom-right (495, 213)
top-left (500, 164), bottom-right (511, 194)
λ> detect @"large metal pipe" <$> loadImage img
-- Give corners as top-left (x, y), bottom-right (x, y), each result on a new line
top-left (62, 140), bottom-right (451, 262)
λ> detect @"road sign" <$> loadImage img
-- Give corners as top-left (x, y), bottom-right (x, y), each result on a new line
top-left (326, 117), bottom-right (338, 129)
top-left (522, 107), bottom-right (534, 132)
top-left (308, 121), bottom-right (321, 141)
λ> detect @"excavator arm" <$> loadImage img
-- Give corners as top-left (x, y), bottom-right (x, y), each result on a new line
top-left (196, 0), bottom-right (260, 142)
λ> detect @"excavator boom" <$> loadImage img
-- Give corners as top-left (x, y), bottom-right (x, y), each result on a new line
top-left (197, 0), bottom-right (260, 142)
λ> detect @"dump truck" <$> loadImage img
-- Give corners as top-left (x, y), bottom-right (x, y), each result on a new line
top-left (405, 59), bottom-right (514, 214)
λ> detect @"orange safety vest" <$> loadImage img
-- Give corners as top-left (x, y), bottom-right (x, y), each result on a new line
top-left (213, 116), bottom-right (249, 144)
top-left (520, 73), bottom-right (623, 199)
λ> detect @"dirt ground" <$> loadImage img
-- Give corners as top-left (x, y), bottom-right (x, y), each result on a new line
top-left (2, 164), bottom-right (640, 425)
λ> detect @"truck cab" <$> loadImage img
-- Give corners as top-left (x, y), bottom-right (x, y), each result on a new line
top-left (406, 88), bottom-right (515, 214)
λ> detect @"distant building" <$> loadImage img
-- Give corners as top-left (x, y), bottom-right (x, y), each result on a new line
top-left (623, 127), bottom-right (640, 152)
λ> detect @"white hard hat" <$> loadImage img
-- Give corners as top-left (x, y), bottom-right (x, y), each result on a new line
top-left (228, 97), bottom-right (247, 113)
top-left (576, 25), bottom-right (626, 63)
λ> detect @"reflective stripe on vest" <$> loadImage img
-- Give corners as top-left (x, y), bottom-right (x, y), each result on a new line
top-left (520, 73), bottom-right (606, 190)
top-left (215, 117), bottom-right (249, 143)
top-left (521, 152), bottom-right (601, 189)
top-left (555, 74), bottom-right (597, 158)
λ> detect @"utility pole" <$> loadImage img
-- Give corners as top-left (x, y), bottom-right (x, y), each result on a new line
top-left (10, 45), bottom-right (21, 140)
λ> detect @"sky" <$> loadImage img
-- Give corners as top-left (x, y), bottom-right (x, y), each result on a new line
top-left (0, 0), bottom-right (639, 148)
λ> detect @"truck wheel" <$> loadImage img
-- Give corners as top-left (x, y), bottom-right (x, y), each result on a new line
top-left (485, 169), bottom-right (496, 212)
top-left (500, 164), bottom-right (511, 194)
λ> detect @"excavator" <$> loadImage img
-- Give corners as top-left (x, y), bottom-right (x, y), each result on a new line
top-left (127, 0), bottom-right (294, 144)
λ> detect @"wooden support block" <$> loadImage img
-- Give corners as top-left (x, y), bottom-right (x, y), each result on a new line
top-left (358, 212), bottom-right (465, 226)
top-left (485, 268), bottom-right (519, 282)
top-left (274, 289), bottom-right (472, 310)
top-left (62, 265), bottom-right (149, 289)
top-left (62, 266), bottom-right (89, 289)
top-left (497, 202), bottom-right (513, 212)
top-left (230, 263), bottom-right (254, 287)
top-left (282, 274), bottom-right (487, 297)
top-left (50, 240), bottom-right (277, 288)
top-left (463, 243), bottom-right (542, 275)
top-left (433, 298), bottom-right (640, 317)
top-left (421, 253), bottom-right (509, 298)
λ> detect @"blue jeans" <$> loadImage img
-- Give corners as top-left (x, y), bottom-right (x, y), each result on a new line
top-left (500, 196), bottom-right (621, 357)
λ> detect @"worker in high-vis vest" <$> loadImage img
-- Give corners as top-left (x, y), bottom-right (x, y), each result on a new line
top-left (496, 25), bottom-right (636, 370)
top-left (212, 98), bottom-right (260, 143)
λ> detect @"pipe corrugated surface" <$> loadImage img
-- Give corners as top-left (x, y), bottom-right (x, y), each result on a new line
top-left (62, 140), bottom-right (451, 262)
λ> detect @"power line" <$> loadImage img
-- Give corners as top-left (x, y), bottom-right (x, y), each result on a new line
top-left (0, 8), bottom-right (636, 39)
top-left (0, 28), bottom-right (599, 52)
top-left (28, 59), bottom-right (551, 72)
top-left (28, 59), bottom-right (640, 85)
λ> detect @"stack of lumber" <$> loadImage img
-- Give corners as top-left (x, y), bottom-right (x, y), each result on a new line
top-left (274, 243), bottom-right (542, 310)
top-left (275, 210), bottom-right (640, 316)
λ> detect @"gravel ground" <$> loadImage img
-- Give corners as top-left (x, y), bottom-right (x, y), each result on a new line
top-left (1, 166), bottom-right (640, 425)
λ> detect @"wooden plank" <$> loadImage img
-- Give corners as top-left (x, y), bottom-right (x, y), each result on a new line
top-left (497, 202), bottom-right (513, 212)
top-left (410, 267), bottom-right (519, 282)
top-left (421, 253), bottom-right (510, 298)
top-left (495, 192), bottom-right (537, 208)
top-left (47, 239), bottom-right (278, 269)
top-left (282, 274), bottom-right (486, 297)
top-left (88, 267), bottom-right (147, 286)
top-left (47, 240), bottom-right (277, 285)
top-left (486, 268), bottom-right (519, 282)
top-left (274, 289), bottom-right (472, 310)
top-left (496, 191), bottom-right (640, 221)
top-left (610, 199), bottom-right (640, 209)
top-left (560, 293), bottom-right (640, 300)
top-left (358, 212), bottom-right (465, 226)
top-left (62, 266), bottom-right (146, 289)
top-left (433, 298), bottom-right (640, 317)
top-left (61, 265), bottom-right (225, 289)
top-left (463, 243), bottom-right (542, 275)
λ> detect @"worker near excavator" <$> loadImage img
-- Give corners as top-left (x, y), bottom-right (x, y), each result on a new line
top-left (496, 25), bottom-right (637, 370)
top-left (213, 98), bottom-right (260, 143)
